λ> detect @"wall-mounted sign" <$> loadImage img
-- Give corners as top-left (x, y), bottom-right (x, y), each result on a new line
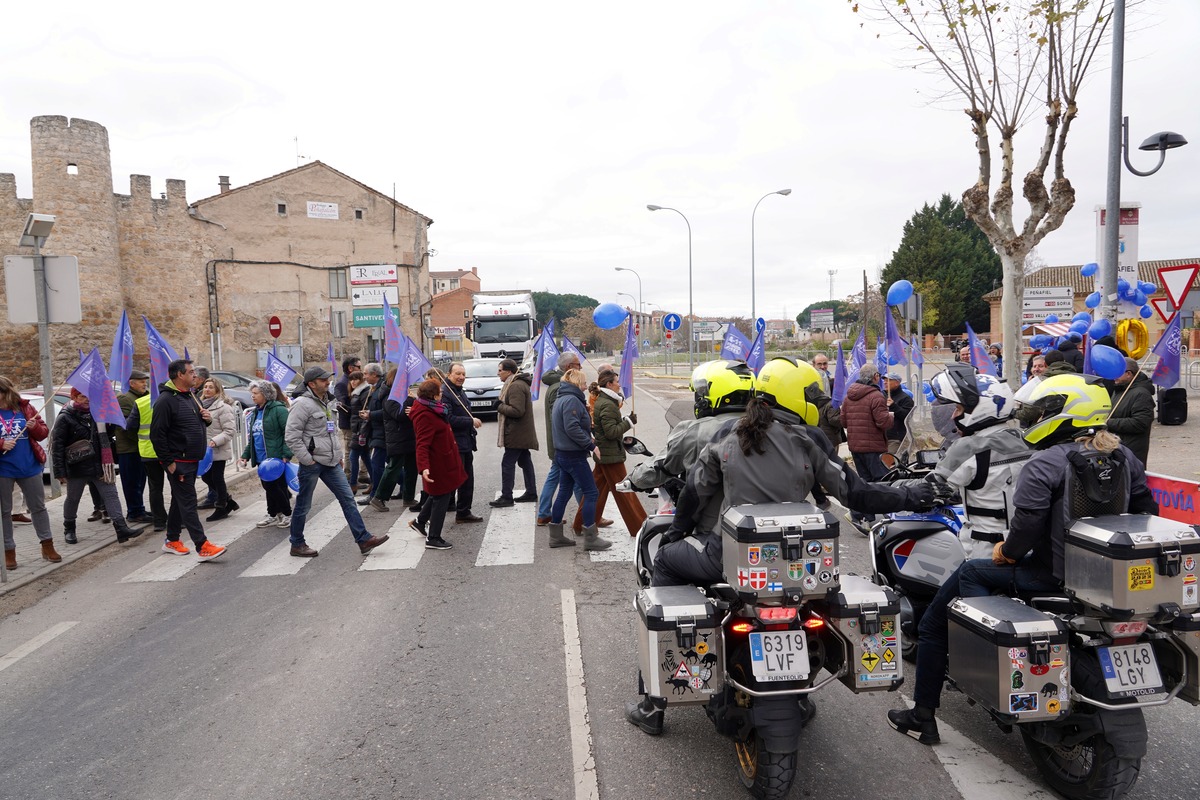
top-left (351, 285), bottom-right (400, 307)
top-left (307, 201), bottom-right (339, 220)
top-left (352, 307), bottom-right (401, 328)
top-left (349, 264), bottom-right (399, 285)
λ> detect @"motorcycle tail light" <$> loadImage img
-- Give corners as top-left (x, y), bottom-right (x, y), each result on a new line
top-left (730, 620), bottom-right (756, 635)
top-left (1101, 620), bottom-right (1148, 637)
top-left (756, 607), bottom-right (798, 623)
top-left (802, 617), bottom-right (826, 630)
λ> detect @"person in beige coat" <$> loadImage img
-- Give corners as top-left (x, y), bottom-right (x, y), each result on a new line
top-left (490, 359), bottom-right (539, 507)
top-left (199, 377), bottom-right (240, 522)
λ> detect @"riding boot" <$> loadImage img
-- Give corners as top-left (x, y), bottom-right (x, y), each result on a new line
top-left (63, 520), bottom-right (78, 545)
top-left (41, 540), bottom-right (62, 563)
top-left (226, 497), bottom-right (240, 511)
top-left (206, 503), bottom-right (231, 522)
top-left (547, 522), bottom-right (576, 548)
top-left (582, 524), bottom-right (612, 551)
top-left (115, 519), bottom-right (146, 544)
top-left (4, 548), bottom-right (16, 570)
top-left (625, 696), bottom-right (665, 735)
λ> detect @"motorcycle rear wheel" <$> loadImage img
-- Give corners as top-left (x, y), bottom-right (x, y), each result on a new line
top-left (1020, 728), bottom-right (1140, 800)
top-left (734, 734), bottom-right (797, 800)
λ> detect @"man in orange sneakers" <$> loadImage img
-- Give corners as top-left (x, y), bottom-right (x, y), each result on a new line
top-left (150, 358), bottom-right (227, 562)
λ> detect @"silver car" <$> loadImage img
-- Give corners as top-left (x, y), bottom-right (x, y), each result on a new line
top-left (460, 358), bottom-right (504, 418)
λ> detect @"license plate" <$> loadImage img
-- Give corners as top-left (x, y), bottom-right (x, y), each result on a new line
top-left (470, 401), bottom-right (491, 408)
top-left (1097, 643), bottom-right (1163, 696)
top-left (748, 631), bottom-right (809, 682)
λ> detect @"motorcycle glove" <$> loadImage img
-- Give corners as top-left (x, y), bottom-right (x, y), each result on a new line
top-left (904, 481), bottom-right (937, 511)
top-left (661, 526), bottom-right (688, 545)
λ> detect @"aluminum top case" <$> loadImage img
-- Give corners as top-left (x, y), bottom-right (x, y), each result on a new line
top-left (1065, 514), bottom-right (1200, 618)
top-left (721, 502), bottom-right (839, 605)
top-left (819, 575), bottom-right (904, 692)
top-left (635, 585), bottom-right (723, 705)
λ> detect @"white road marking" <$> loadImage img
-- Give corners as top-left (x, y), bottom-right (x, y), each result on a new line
top-left (359, 514), bottom-right (426, 571)
top-left (475, 502), bottom-right (537, 566)
top-left (587, 520), bottom-right (636, 562)
top-left (119, 501), bottom-right (268, 583)
top-left (239, 500), bottom-right (351, 577)
top-left (560, 589), bottom-right (599, 800)
top-left (0, 621), bottom-right (79, 673)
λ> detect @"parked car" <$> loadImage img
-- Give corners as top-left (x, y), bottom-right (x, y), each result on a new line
top-left (460, 358), bottom-right (504, 418)
top-left (19, 388), bottom-right (75, 480)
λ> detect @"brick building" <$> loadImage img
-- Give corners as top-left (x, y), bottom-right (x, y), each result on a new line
top-left (0, 116), bottom-right (432, 384)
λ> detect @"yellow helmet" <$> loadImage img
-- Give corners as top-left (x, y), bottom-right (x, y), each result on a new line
top-left (754, 357), bottom-right (819, 425)
top-left (691, 360), bottom-right (755, 418)
top-left (1020, 374), bottom-right (1111, 448)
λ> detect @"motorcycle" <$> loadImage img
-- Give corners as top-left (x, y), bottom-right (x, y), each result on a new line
top-left (623, 438), bottom-right (906, 800)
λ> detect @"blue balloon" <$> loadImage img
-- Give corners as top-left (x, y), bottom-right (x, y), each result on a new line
top-left (1045, 314), bottom-right (1059, 324)
top-left (198, 446), bottom-right (214, 477)
top-left (875, 342), bottom-right (899, 365)
top-left (257, 457), bottom-right (285, 482)
top-left (1139, 282), bottom-right (1158, 296)
top-left (1085, 292), bottom-right (1102, 309)
top-left (1117, 278), bottom-right (1130, 294)
top-left (1072, 312), bottom-right (1092, 323)
top-left (285, 461), bottom-right (300, 492)
top-left (1140, 305), bottom-right (1154, 319)
top-left (922, 381), bottom-right (935, 403)
top-left (1090, 344), bottom-right (1126, 380)
top-left (1081, 262), bottom-right (1099, 277)
top-left (1028, 335), bottom-right (1047, 350)
top-left (886, 279), bottom-right (914, 306)
top-left (1132, 290), bottom-right (1147, 306)
top-left (1069, 319), bottom-right (1089, 334)
top-left (1088, 318), bottom-right (1113, 339)
top-left (593, 302), bottom-right (629, 330)
top-left (1068, 331), bottom-right (1083, 342)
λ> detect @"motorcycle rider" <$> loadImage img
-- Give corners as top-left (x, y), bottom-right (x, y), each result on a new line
top-left (928, 364), bottom-right (1031, 559)
top-left (628, 357), bottom-right (935, 735)
top-left (888, 374), bottom-right (1158, 745)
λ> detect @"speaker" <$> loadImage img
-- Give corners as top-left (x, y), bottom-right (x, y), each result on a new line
top-left (1157, 387), bottom-right (1187, 426)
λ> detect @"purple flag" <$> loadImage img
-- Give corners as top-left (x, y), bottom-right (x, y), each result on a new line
top-left (849, 327), bottom-right (867, 375)
top-left (143, 317), bottom-right (180, 401)
top-left (382, 296), bottom-right (403, 363)
top-left (183, 346), bottom-right (190, 361)
top-left (561, 335), bottom-right (587, 366)
top-left (965, 323), bottom-right (997, 377)
top-left (66, 349), bottom-right (126, 427)
top-left (883, 312), bottom-right (909, 366)
top-left (374, 341), bottom-right (381, 362)
top-left (389, 334), bottom-right (434, 404)
top-left (1151, 313), bottom-right (1182, 389)
top-left (108, 310), bottom-right (134, 392)
top-left (328, 342), bottom-right (336, 378)
top-left (1082, 336), bottom-right (1095, 377)
top-left (619, 314), bottom-right (639, 398)
top-left (264, 350), bottom-right (297, 387)
top-left (746, 327), bottom-right (766, 374)
top-left (720, 324), bottom-right (752, 361)
top-left (832, 343), bottom-right (849, 409)
top-left (531, 320), bottom-right (560, 401)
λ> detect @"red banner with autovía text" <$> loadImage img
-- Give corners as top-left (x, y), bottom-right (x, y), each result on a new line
top-left (1146, 473), bottom-right (1200, 525)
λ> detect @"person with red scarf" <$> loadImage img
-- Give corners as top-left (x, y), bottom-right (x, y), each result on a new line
top-left (408, 379), bottom-right (467, 551)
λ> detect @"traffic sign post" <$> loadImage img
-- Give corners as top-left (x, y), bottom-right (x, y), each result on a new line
top-left (1158, 264), bottom-right (1199, 310)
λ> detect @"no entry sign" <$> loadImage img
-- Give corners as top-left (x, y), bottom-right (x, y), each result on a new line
top-left (268, 315), bottom-right (282, 338)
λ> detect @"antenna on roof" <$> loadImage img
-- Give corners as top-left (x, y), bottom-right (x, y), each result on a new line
top-left (294, 136), bottom-right (307, 167)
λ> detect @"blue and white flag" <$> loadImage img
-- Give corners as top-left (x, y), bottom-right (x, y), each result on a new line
top-left (883, 312), bottom-right (909, 366)
top-left (561, 335), bottom-right (587, 366)
top-left (143, 317), bottom-right (180, 401)
top-left (746, 327), bottom-right (766, 374)
top-left (531, 320), bottom-right (561, 401)
top-left (1151, 313), bottom-right (1182, 389)
top-left (264, 350), bottom-right (297, 388)
top-left (66, 348), bottom-right (126, 427)
top-left (720, 324), bottom-right (752, 361)
top-left (849, 327), bottom-right (867, 375)
top-left (108, 311), bottom-right (134, 392)
top-left (382, 296), bottom-right (403, 364)
top-left (389, 334), bottom-right (434, 404)
top-left (832, 343), bottom-right (849, 409)
top-left (965, 322), bottom-right (997, 377)
top-left (1082, 336), bottom-right (1095, 377)
top-left (619, 314), bottom-right (639, 398)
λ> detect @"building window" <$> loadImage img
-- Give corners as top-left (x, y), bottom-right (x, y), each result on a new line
top-left (355, 209), bottom-right (364, 220)
top-left (277, 203), bottom-right (287, 215)
top-left (66, 163), bottom-right (78, 176)
top-left (329, 268), bottom-right (348, 299)
top-left (463, 309), bottom-right (469, 319)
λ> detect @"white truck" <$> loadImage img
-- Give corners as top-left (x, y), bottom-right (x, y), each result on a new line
top-left (469, 291), bottom-right (538, 360)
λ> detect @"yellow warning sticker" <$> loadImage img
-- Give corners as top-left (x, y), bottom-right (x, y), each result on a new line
top-left (861, 651), bottom-right (880, 672)
top-left (882, 648), bottom-right (895, 663)
top-left (1128, 564), bottom-right (1155, 592)
top-left (1046, 699), bottom-right (1061, 714)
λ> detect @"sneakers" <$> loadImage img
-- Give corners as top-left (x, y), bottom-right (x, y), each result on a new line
top-left (887, 707), bottom-right (940, 745)
top-left (256, 515), bottom-right (277, 528)
top-left (358, 534), bottom-right (390, 555)
top-left (276, 515), bottom-right (292, 529)
top-left (196, 541), bottom-right (227, 562)
top-left (369, 497), bottom-right (389, 512)
top-left (162, 539), bottom-right (191, 556)
top-left (356, 496), bottom-right (372, 506)
top-left (425, 537), bottom-right (453, 550)
top-left (409, 519), bottom-right (427, 537)
top-left (625, 698), bottom-right (664, 736)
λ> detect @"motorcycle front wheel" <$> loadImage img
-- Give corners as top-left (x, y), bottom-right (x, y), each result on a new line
top-left (734, 734), bottom-right (797, 800)
top-left (1019, 727), bottom-right (1140, 800)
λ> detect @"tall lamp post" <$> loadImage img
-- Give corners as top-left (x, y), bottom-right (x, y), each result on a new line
top-left (614, 267), bottom-right (642, 313)
top-left (1100, 0), bottom-right (1188, 322)
top-left (647, 205), bottom-right (694, 372)
top-left (18, 213), bottom-right (60, 498)
top-left (751, 189), bottom-right (791, 325)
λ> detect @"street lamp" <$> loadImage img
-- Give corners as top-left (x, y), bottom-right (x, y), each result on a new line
top-left (617, 291), bottom-right (637, 309)
top-left (18, 213), bottom-right (60, 499)
top-left (647, 205), bottom-right (694, 372)
top-left (751, 189), bottom-right (791, 325)
top-left (614, 267), bottom-right (643, 313)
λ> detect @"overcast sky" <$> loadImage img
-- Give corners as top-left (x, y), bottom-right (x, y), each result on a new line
top-left (2, 1), bottom-right (1196, 323)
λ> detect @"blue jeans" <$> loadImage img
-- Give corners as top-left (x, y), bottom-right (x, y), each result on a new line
top-left (290, 462), bottom-right (372, 548)
top-left (551, 453), bottom-right (598, 527)
top-left (367, 447), bottom-right (388, 494)
top-left (538, 460), bottom-right (581, 519)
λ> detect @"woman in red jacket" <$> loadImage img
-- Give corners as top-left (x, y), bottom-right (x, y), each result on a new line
top-left (408, 378), bottom-right (466, 551)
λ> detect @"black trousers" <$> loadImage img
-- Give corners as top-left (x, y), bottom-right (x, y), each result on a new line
top-left (165, 465), bottom-right (206, 546)
top-left (201, 460), bottom-right (229, 505)
top-left (142, 458), bottom-right (167, 528)
top-left (261, 475), bottom-right (293, 517)
top-left (500, 448), bottom-right (536, 499)
top-left (453, 450), bottom-right (474, 516)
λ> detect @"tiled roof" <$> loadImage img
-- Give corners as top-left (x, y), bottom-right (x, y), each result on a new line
top-left (982, 258), bottom-right (1200, 300)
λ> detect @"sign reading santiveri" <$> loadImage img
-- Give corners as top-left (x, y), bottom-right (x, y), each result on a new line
top-left (352, 306), bottom-right (401, 328)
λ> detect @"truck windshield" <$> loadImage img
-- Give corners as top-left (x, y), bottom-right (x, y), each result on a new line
top-left (474, 318), bottom-right (532, 343)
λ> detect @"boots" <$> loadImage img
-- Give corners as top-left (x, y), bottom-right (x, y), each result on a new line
top-left (547, 522), bottom-right (576, 548)
top-left (226, 497), bottom-right (240, 511)
top-left (41, 540), bottom-right (62, 563)
top-left (206, 503), bottom-right (231, 522)
top-left (115, 519), bottom-right (146, 544)
top-left (4, 548), bottom-right (16, 570)
top-left (63, 520), bottom-right (78, 545)
top-left (582, 524), bottom-right (612, 551)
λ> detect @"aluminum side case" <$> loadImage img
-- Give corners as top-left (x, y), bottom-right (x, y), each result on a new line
top-left (1065, 514), bottom-right (1200, 618)
top-left (819, 575), bottom-right (904, 692)
top-left (947, 595), bottom-right (1071, 722)
top-left (721, 502), bottom-right (839, 605)
top-left (636, 585), bottom-right (723, 706)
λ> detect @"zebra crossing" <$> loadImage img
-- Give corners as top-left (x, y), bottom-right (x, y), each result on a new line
top-left (116, 493), bottom-right (637, 584)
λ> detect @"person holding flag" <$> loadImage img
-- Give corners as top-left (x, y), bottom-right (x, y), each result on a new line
top-left (367, 334), bottom-right (433, 511)
top-left (1106, 357), bottom-right (1155, 469)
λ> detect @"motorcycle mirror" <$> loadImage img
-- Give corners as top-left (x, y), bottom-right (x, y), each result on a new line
top-left (622, 436), bottom-right (651, 456)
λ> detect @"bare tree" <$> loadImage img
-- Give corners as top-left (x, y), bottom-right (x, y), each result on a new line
top-left (853, 0), bottom-right (1112, 384)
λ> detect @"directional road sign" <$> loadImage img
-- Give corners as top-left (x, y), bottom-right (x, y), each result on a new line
top-left (662, 313), bottom-right (681, 331)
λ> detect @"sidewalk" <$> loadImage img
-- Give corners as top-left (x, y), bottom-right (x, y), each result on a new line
top-left (0, 467), bottom-right (258, 595)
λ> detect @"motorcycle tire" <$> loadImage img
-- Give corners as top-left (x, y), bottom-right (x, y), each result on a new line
top-left (734, 734), bottom-right (797, 800)
top-left (1019, 728), bottom-right (1139, 800)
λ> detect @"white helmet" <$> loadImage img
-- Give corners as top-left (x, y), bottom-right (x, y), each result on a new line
top-left (929, 363), bottom-right (1015, 434)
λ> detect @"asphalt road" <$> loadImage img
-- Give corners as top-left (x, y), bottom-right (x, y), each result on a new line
top-left (0, 374), bottom-right (1197, 799)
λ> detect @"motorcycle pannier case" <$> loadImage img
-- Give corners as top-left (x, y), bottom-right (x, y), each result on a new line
top-left (1159, 612), bottom-right (1200, 706)
top-left (947, 596), bottom-right (1071, 722)
top-left (721, 502), bottom-right (839, 605)
top-left (1064, 514), bottom-right (1200, 618)
top-left (635, 585), bottom-right (723, 706)
top-left (820, 575), bottom-right (903, 692)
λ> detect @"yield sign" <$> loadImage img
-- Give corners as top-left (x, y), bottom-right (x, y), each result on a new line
top-left (1149, 297), bottom-right (1177, 324)
top-left (1157, 263), bottom-right (1200, 309)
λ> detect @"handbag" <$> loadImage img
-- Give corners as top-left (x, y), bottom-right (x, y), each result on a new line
top-left (65, 438), bottom-right (96, 465)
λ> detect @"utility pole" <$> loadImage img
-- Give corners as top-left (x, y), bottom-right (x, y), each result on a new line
top-left (827, 269), bottom-right (836, 301)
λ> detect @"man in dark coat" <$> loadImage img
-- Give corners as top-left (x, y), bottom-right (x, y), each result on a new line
top-left (442, 362), bottom-right (483, 523)
top-left (491, 359), bottom-right (538, 507)
top-left (884, 373), bottom-right (914, 454)
top-left (1057, 338), bottom-right (1085, 372)
top-left (1106, 357), bottom-right (1155, 468)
